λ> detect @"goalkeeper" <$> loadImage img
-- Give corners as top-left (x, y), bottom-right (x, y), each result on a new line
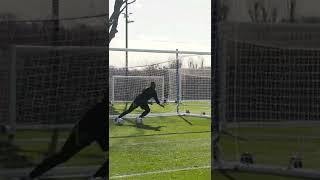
top-left (23, 99), bottom-right (108, 180)
top-left (115, 82), bottom-right (164, 124)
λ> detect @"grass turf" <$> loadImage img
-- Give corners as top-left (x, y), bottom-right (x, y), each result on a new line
top-left (109, 115), bottom-right (211, 180)
top-left (212, 170), bottom-right (308, 180)
top-left (220, 125), bottom-right (320, 171)
top-left (0, 129), bottom-right (105, 168)
top-left (2, 100), bottom-right (319, 180)
top-left (110, 101), bottom-right (211, 116)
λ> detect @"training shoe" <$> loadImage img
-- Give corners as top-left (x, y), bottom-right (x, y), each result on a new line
top-left (136, 117), bottom-right (143, 124)
top-left (113, 117), bottom-right (118, 123)
top-left (114, 117), bottom-right (123, 125)
top-left (88, 177), bottom-right (106, 180)
top-left (18, 176), bottom-right (36, 180)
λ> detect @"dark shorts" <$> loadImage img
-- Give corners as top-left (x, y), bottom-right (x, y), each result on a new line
top-left (132, 100), bottom-right (149, 110)
top-left (133, 98), bottom-right (148, 106)
top-left (72, 124), bottom-right (107, 151)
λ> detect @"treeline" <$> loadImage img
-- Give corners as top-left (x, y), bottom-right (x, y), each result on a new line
top-left (0, 14), bottom-right (106, 46)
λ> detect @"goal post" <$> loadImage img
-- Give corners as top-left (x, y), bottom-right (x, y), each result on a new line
top-left (109, 47), bottom-right (211, 118)
top-left (214, 22), bottom-right (320, 179)
top-left (0, 45), bottom-right (107, 133)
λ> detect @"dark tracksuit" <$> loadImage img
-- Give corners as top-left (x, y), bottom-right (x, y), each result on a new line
top-left (29, 100), bottom-right (108, 179)
top-left (118, 87), bottom-right (160, 118)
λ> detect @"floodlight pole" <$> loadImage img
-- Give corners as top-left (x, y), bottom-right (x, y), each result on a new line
top-left (47, 0), bottom-right (60, 156)
top-left (124, 2), bottom-right (134, 76)
top-left (125, 0), bottom-right (128, 76)
top-left (123, 3), bottom-right (134, 109)
top-left (213, 0), bottom-right (221, 168)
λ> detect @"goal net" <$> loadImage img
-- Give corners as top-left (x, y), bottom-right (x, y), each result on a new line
top-left (168, 68), bottom-right (211, 116)
top-left (111, 75), bottom-right (165, 103)
top-left (214, 23), bottom-right (320, 179)
top-left (0, 45), bottom-right (107, 132)
top-left (109, 48), bottom-right (211, 118)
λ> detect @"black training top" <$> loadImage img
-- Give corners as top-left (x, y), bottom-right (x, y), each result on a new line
top-left (135, 87), bottom-right (160, 104)
top-left (76, 101), bottom-right (107, 136)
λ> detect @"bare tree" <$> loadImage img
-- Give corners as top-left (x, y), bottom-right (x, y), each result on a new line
top-left (109, 0), bottom-right (136, 44)
top-left (271, 8), bottom-right (278, 23)
top-left (188, 58), bottom-right (202, 69)
top-left (247, 0), bottom-right (272, 23)
top-left (289, 0), bottom-right (296, 23)
top-left (261, 3), bottom-right (268, 22)
top-left (199, 57), bottom-right (205, 69)
top-left (248, 1), bottom-right (260, 22)
top-left (219, 1), bottom-right (230, 21)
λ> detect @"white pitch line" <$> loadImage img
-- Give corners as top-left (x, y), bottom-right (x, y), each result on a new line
top-left (110, 138), bottom-right (210, 147)
top-left (110, 165), bottom-right (210, 179)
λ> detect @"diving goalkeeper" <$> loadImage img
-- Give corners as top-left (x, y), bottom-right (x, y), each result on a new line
top-left (115, 82), bottom-right (164, 124)
top-left (22, 99), bottom-right (108, 180)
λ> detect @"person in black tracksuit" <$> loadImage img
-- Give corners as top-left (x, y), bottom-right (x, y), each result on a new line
top-left (118, 82), bottom-right (164, 119)
top-left (26, 99), bottom-right (108, 179)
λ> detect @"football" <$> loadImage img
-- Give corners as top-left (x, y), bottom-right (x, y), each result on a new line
top-left (0, 125), bottom-right (9, 135)
top-left (114, 117), bottom-right (124, 125)
top-left (136, 117), bottom-right (143, 124)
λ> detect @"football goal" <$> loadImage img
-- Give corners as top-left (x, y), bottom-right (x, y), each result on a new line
top-left (109, 48), bottom-right (211, 118)
top-left (0, 45), bottom-right (107, 134)
top-left (213, 22), bottom-right (320, 179)
top-left (111, 75), bottom-right (165, 103)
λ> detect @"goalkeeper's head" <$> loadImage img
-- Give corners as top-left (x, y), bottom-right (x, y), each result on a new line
top-left (150, 82), bottom-right (156, 89)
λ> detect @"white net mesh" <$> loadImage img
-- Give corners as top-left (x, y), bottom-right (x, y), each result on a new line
top-left (219, 38), bottom-right (320, 174)
top-left (109, 48), bottom-right (211, 117)
top-left (0, 45), bottom-right (107, 129)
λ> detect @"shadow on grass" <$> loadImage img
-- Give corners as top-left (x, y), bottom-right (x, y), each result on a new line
top-left (213, 170), bottom-right (237, 180)
top-left (127, 124), bottom-right (165, 131)
top-left (178, 115), bottom-right (193, 125)
top-left (123, 118), bottom-right (165, 131)
top-left (0, 140), bottom-right (34, 168)
top-left (221, 130), bottom-right (249, 142)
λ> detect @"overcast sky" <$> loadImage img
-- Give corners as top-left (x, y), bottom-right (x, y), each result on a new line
top-left (109, 0), bottom-right (211, 68)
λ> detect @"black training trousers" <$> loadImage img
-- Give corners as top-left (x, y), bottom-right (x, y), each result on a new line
top-left (29, 126), bottom-right (107, 179)
top-left (118, 101), bottom-right (150, 118)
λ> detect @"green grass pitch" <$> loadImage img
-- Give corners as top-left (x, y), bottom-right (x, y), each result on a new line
top-left (109, 115), bottom-right (211, 179)
top-left (0, 129), bottom-right (105, 168)
top-left (1, 100), bottom-right (318, 180)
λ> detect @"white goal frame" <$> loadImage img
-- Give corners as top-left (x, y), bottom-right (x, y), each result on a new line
top-left (214, 23), bottom-right (320, 179)
top-left (3, 45), bottom-right (106, 133)
top-left (109, 47), bottom-right (211, 118)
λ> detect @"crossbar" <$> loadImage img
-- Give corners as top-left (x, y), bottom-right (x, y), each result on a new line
top-left (110, 47), bottom-right (211, 55)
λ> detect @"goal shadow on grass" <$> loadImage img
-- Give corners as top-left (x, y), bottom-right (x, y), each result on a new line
top-left (124, 119), bottom-right (166, 131)
top-left (213, 170), bottom-right (237, 180)
top-left (0, 141), bottom-right (34, 168)
top-left (178, 115), bottom-right (193, 125)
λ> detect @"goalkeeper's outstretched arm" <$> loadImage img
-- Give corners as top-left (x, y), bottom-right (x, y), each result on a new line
top-left (153, 90), bottom-right (164, 108)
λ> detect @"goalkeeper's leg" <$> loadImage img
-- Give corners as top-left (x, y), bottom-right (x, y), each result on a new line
top-left (118, 102), bottom-right (138, 118)
top-left (92, 160), bottom-right (107, 178)
top-left (139, 104), bottom-right (150, 118)
top-left (92, 138), bottom-right (107, 178)
top-left (28, 129), bottom-right (91, 179)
